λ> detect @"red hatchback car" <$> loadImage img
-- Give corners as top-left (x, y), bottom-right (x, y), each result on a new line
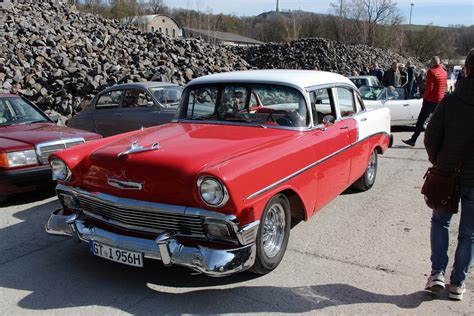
top-left (0, 94), bottom-right (101, 203)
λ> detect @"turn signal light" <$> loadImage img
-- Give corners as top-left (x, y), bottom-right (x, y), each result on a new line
top-left (0, 153), bottom-right (9, 168)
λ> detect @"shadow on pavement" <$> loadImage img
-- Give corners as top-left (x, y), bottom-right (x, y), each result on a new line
top-left (0, 186), bottom-right (56, 208)
top-left (0, 199), bottom-right (434, 314)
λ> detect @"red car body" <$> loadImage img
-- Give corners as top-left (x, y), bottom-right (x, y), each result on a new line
top-left (46, 71), bottom-right (391, 276)
top-left (0, 94), bottom-right (101, 201)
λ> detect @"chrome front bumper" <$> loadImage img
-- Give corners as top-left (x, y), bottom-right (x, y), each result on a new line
top-left (46, 209), bottom-right (258, 277)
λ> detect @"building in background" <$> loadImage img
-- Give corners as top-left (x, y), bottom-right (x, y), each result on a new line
top-left (133, 14), bottom-right (182, 38)
top-left (183, 27), bottom-right (263, 46)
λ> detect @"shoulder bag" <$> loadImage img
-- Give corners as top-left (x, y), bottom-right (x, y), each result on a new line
top-left (421, 137), bottom-right (474, 214)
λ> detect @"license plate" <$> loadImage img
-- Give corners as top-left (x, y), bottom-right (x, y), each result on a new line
top-left (89, 241), bottom-right (143, 267)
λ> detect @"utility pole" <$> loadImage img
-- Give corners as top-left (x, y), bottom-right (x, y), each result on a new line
top-left (409, 2), bottom-right (414, 25)
top-left (276, 0), bottom-right (279, 12)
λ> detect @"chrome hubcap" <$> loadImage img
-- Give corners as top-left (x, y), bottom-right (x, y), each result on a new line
top-left (262, 202), bottom-right (286, 258)
top-left (366, 151), bottom-right (377, 184)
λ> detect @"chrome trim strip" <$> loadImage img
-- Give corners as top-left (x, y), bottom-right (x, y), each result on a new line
top-left (245, 143), bottom-right (352, 200)
top-left (107, 178), bottom-right (144, 190)
top-left (245, 131), bottom-right (390, 200)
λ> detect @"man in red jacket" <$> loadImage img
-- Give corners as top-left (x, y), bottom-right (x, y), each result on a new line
top-left (403, 56), bottom-right (447, 146)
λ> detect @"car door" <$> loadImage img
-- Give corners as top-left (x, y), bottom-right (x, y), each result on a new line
top-left (115, 89), bottom-right (161, 132)
top-left (381, 87), bottom-right (411, 122)
top-left (92, 89), bottom-right (124, 137)
top-left (310, 87), bottom-right (352, 210)
top-left (333, 86), bottom-right (367, 186)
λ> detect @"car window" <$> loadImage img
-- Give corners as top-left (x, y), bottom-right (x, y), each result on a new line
top-left (96, 90), bottom-right (123, 109)
top-left (122, 89), bottom-right (153, 108)
top-left (355, 93), bottom-right (365, 112)
top-left (309, 88), bottom-right (335, 125)
top-left (187, 86), bottom-right (219, 118)
top-left (336, 87), bottom-right (356, 118)
top-left (149, 86), bottom-right (182, 108)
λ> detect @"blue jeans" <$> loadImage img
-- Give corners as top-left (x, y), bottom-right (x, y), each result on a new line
top-left (431, 185), bottom-right (474, 285)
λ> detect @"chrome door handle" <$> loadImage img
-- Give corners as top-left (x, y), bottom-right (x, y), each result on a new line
top-left (361, 118), bottom-right (367, 122)
top-left (340, 125), bottom-right (348, 129)
top-left (114, 113), bottom-right (123, 116)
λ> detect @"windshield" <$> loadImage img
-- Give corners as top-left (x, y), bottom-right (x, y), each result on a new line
top-left (180, 84), bottom-right (309, 128)
top-left (149, 86), bottom-right (183, 108)
top-left (0, 97), bottom-right (49, 126)
top-left (359, 86), bottom-right (385, 101)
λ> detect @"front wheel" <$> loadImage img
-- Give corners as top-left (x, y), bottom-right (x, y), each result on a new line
top-left (250, 194), bottom-right (291, 275)
top-left (352, 149), bottom-right (378, 191)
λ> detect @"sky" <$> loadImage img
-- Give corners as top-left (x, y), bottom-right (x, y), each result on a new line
top-left (163, 0), bottom-right (474, 27)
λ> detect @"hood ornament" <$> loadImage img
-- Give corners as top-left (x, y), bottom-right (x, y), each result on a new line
top-left (118, 141), bottom-right (160, 157)
top-left (107, 178), bottom-right (143, 190)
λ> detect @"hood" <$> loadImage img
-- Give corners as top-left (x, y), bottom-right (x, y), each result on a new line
top-left (0, 122), bottom-right (100, 152)
top-left (79, 123), bottom-right (296, 205)
top-left (455, 77), bottom-right (474, 106)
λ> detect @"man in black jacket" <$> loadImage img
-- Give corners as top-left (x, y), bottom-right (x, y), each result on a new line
top-left (382, 62), bottom-right (401, 87)
top-left (423, 49), bottom-right (474, 301)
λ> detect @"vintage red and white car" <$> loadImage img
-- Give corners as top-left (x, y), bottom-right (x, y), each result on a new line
top-left (45, 70), bottom-right (391, 276)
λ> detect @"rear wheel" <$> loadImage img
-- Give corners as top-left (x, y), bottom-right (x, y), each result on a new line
top-left (353, 149), bottom-right (378, 191)
top-left (250, 194), bottom-right (291, 275)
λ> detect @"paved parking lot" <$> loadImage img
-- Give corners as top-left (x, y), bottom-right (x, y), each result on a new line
top-left (0, 128), bottom-right (473, 315)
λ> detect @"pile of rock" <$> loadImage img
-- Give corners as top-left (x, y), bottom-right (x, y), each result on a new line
top-left (0, 1), bottom-right (248, 115)
top-left (233, 38), bottom-right (420, 74)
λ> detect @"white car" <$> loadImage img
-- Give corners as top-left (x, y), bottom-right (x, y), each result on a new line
top-left (360, 86), bottom-right (422, 126)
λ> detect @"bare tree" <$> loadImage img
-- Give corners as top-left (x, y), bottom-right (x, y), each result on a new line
top-left (147, 0), bottom-right (163, 14)
top-left (282, 12), bottom-right (303, 41)
top-left (355, 0), bottom-right (398, 46)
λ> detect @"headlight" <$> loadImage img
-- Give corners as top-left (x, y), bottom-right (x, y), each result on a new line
top-left (0, 150), bottom-right (38, 168)
top-left (50, 158), bottom-right (71, 182)
top-left (197, 176), bottom-right (229, 207)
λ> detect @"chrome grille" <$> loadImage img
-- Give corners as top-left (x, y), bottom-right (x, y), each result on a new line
top-left (35, 138), bottom-right (85, 164)
top-left (77, 195), bottom-right (206, 236)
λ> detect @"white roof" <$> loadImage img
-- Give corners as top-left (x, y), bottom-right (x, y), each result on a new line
top-left (187, 70), bottom-right (355, 91)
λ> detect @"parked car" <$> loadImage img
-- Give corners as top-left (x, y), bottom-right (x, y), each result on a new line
top-left (67, 82), bottom-right (183, 137)
top-left (45, 70), bottom-right (391, 276)
top-left (360, 85), bottom-right (422, 126)
top-left (0, 94), bottom-right (101, 203)
top-left (348, 75), bottom-right (381, 88)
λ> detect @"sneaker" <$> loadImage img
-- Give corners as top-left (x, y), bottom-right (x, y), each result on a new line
top-left (448, 283), bottom-right (466, 301)
top-left (402, 139), bottom-right (416, 146)
top-left (425, 271), bottom-right (445, 293)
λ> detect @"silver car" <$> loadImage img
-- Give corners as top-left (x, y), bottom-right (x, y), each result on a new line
top-left (67, 82), bottom-right (182, 137)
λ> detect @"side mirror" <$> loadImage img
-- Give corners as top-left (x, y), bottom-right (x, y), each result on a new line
top-left (322, 115), bottom-right (335, 128)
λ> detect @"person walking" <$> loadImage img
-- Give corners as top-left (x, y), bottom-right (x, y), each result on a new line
top-left (422, 49), bottom-right (474, 301)
top-left (382, 62), bottom-right (401, 87)
top-left (402, 56), bottom-right (447, 146)
top-left (369, 62), bottom-right (384, 82)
